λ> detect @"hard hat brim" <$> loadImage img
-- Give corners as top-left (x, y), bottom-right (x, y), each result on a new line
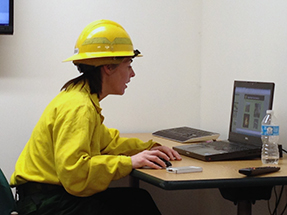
top-left (63, 51), bottom-right (142, 62)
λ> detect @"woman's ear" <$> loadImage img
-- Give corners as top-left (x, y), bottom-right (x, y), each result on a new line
top-left (103, 64), bottom-right (116, 75)
top-left (102, 65), bottom-right (113, 75)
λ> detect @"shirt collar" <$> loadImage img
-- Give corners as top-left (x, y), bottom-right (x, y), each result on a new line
top-left (78, 83), bottom-right (105, 123)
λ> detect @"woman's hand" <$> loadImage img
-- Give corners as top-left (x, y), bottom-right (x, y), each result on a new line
top-left (131, 146), bottom-right (181, 169)
top-left (150, 145), bottom-right (182, 161)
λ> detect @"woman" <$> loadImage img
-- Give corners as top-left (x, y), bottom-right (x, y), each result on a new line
top-left (11, 19), bottom-right (181, 215)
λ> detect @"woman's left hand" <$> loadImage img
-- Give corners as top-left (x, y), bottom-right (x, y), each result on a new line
top-left (150, 145), bottom-right (182, 161)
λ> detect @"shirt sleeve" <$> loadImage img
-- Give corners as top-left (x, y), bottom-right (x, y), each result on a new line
top-left (101, 127), bottom-right (158, 156)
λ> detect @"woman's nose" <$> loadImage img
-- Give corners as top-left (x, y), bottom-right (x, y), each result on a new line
top-left (130, 68), bottom-right (135, 77)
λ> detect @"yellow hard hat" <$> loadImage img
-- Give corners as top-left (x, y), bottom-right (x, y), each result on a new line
top-left (63, 19), bottom-right (141, 67)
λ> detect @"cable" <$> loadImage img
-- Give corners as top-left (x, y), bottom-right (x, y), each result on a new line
top-left (273, 186), bottom-right (279, 215)
top-left (271, 186), bottom-right (285, 215)
top-left (268, 187), bottom-right (278, 214)
top-left (279, 200), bottom-right (287, 215)
top-left (279, 186), bottom-right (287, 215)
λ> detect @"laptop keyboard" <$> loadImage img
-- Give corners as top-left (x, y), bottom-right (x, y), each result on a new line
top-left (203, 141), bottom-right (256, 152)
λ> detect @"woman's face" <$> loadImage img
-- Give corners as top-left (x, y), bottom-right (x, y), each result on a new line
top-left (107, 58), bottom-right (135, 95)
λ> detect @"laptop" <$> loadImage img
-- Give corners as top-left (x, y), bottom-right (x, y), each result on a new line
top-left (152, 126), bottom-right (220, 143)
top-left (173, 80), bottom-right (275, 161)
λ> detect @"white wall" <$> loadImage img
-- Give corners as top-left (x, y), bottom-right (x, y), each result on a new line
top-left (1, 1), bottom-right (287, 215)
top-left (0, 0), bottom-right (201, 176)
top-left (201, 0), bottom-right (287, 143)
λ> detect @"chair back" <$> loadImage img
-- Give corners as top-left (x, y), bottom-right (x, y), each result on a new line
top-left (0, 169), bottom-right (17, 215)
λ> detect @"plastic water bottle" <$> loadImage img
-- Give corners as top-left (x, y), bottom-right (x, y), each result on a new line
top-left (261, 110), bottom-right (279, 165)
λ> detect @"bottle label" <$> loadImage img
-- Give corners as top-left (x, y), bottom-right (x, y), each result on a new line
top-left (261, 125), bottom-right (279, 136)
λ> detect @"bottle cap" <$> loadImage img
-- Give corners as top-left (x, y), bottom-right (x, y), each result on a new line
top-left (266, 110), bottom-right (273, 114)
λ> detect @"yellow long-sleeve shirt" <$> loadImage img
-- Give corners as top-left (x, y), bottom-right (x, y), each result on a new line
top-left (10, 82), bottom-right (157, 197)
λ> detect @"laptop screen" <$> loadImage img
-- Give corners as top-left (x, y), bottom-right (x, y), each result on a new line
top-left (229, 81), bottom-right (274, 144)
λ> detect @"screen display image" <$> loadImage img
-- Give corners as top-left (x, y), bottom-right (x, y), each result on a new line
top-left (231, 87), bottom-right (272, 137)
top-left (0, 0), bottom-right (13, 34)
top-left (0, 0), bottom-right (9, 25)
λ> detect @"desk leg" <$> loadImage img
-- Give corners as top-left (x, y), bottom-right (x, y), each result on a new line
top-left (237, 200), bottom-right (252, 215)
top-left (219, 186), bottom-right (273, 215)
top-left (129, 175), bottom-right (139, 188)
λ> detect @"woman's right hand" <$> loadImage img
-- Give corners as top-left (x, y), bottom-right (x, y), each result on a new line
top-left (131, 150), bottom-right (171, 169)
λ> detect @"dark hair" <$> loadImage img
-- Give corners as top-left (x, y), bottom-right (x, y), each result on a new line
top-left (61, 64), bottom-right (102, 97)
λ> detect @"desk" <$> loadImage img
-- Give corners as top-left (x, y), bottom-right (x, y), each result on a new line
top-left (123, 133), bottom-right (287, 215)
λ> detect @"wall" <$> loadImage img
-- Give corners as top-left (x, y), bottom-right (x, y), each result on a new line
top-left (201, 0), bottom-right (287, 143)
top-left (1, 1), bottom-right (287, 215)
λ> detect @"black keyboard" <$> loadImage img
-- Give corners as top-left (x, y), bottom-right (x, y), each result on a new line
top-left (152, 126), bottom-right (220, 143)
